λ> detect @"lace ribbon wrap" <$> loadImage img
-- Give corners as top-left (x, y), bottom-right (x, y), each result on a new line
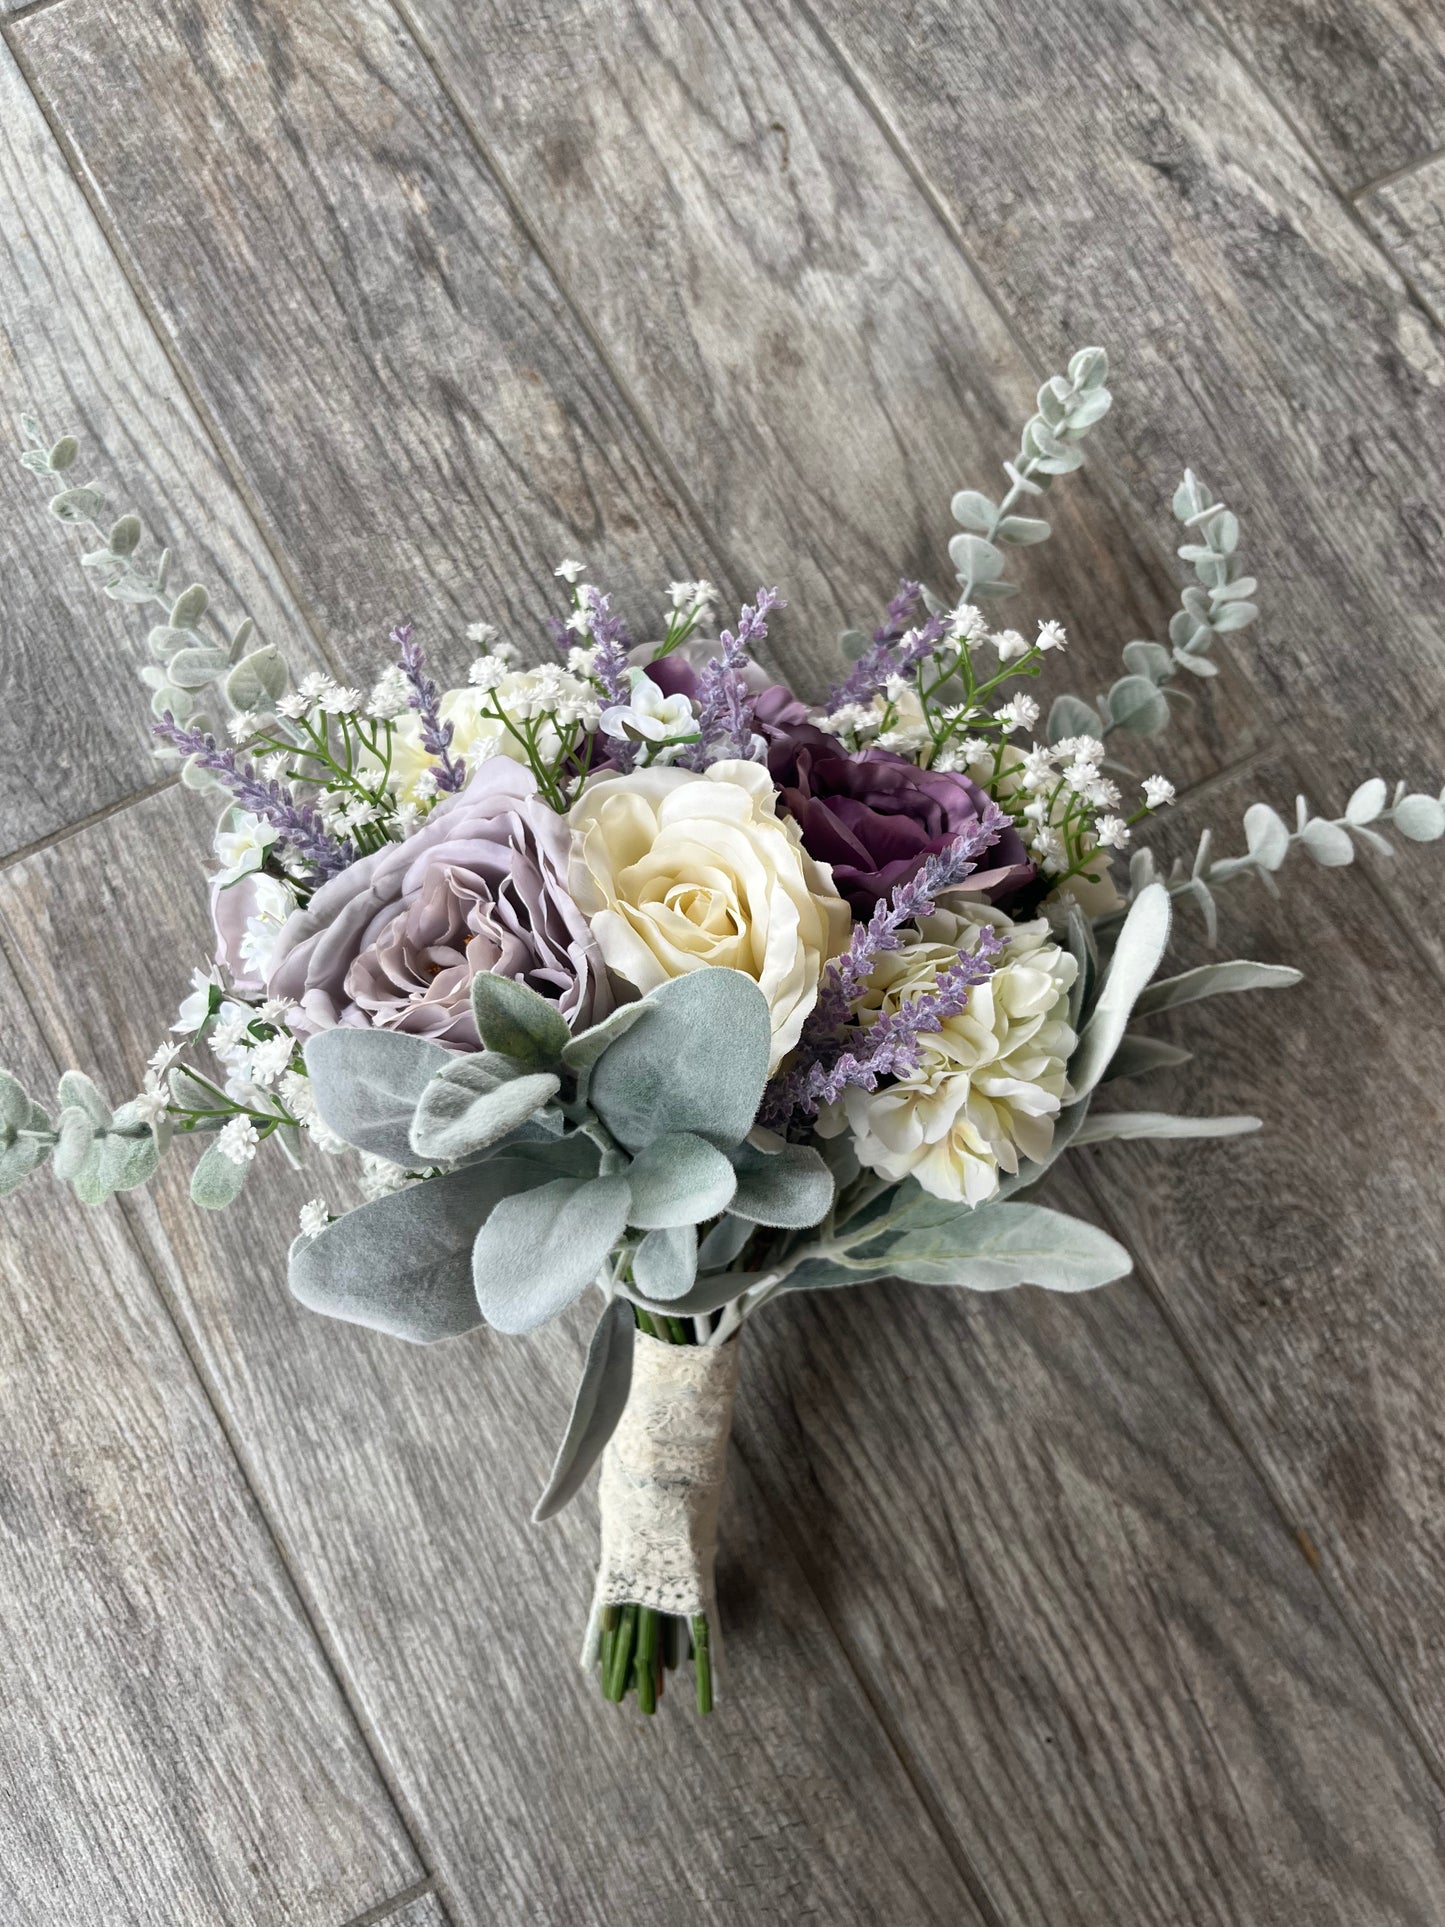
top-left (582, 1329), bottom-right (740, 1667)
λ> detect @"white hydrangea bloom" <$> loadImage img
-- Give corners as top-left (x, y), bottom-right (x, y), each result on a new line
top-left (216, 1116), bottom-right (260, 1165)
top-left (825, 906), bottom-right (1078, 1206)
top-left (238, 875), bottom-right (298, 979)
top-left (298, 1198), bottom-right (330, 1241)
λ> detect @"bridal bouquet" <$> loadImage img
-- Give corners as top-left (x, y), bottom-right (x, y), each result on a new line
top-left (5, 350), bottom-right (1442, 1716)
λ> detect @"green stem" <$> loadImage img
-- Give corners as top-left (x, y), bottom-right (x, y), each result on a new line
top-left (691, 1614), bottom-right (714, 1716)
top-left (635, 1609), bottom-right (660, 1715)
top-left (603, 1603), bottom-right (637, 1702)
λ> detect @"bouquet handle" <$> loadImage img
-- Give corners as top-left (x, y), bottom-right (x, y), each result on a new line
top-left (583, 1327), bottom-right (740, 1710)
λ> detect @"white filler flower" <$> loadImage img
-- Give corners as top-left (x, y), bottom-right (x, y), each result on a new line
top-left (830, 906), bottom-right (1078, 1205)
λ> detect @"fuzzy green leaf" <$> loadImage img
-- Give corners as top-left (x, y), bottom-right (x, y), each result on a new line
top-left (727, 1140), bottom-right (833, 1228)
top-left (1068, 884), bottom-right (1171, 1096)
top-left (1134, 960), bottom-right (1302, 1016)
top-left (531, 1296), bottom-right (635, 1522)
top-left (587, 969), bottom-right (771, 1152)
top-left (304, 1026), bottom-right (451, 1164)
top-left (624, 1132), bottom-right (736, 1230)
top-left (190, 1141), bottom-right (250, 1209)
top-left (472, 1174), bottom-right (631, 1334)
top-left (409, 1059), bottom-right (560, 1163)
top-left (632, 1223), bottom-right (699, 1301)
top-left (469, 972), bottom-right (571, 1067)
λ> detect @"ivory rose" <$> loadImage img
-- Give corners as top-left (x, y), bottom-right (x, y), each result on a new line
top-left (566, 759), bottom-right (850, 1071)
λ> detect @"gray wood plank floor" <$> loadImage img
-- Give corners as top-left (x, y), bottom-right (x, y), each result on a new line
top-left (0, 1), bottom-right (1441, 1922)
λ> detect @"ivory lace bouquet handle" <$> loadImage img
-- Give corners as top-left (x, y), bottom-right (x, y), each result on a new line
top-left (584, 1329), bottom-right (738, 1712)
top-left (5, 351), bottom-right (1442, 1719)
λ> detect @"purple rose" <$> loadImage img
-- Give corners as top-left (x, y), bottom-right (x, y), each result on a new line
top-left (757, 697), bottom-right (1033, 914)
top-left (266, 760), bottom-right (613, 1048)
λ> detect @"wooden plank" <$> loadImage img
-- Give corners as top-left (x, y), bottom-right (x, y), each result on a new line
top-left (1070, 756), bottom-right (1445, 1771)
top-left (0, 40), bottom-right (316, 857)
top-left (799, 0), bottom-right (1445, 968)
top-left (742, 1219), bottom-right (1445, 1925)
top-left (12, 0), bottom-right (722, 700)
top-left (0, 945), bottom-right (420, 1925)
top-left (0, 790), bottom-right (990, 1924)
top-left (1362, 154), bottom-right (1445, 325)
top-left (1203, 0), bottom-right (1445, 189)
top-left (387, 0), bottom-right (1226, 743)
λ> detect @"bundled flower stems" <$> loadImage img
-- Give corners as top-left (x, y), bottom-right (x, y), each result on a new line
top-left (5, 351), bottom-right (1443, 1717)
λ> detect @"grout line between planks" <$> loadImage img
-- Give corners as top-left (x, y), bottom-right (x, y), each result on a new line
top-left (0, 17), bottom-right (350, 684)
top-left (337, 1876), bottom-right (445, 1927)
top-left (0, 894), bottom-right (453, 1914)
top-left (0, 774), bottom-right (178, 875)
top-left (1184, 0), bottom-right (1444, 337)
top-left (1349, 142), bottom-right (1445, 206)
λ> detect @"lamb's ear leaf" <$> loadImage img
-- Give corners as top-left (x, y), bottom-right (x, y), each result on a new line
top-left (560, 1002), bottom-right (648, 1103)
top-left (849, 1201), bottom-right (1132, 1292)
top-left (290, 1165), bottom-right (493, 1341)
top-left (469, 972), bottom-right (571, 1067)
top-left (1069, 1111), bottom-right (1261, 1146)
top-left (727, 1140), bottom-right (834, 1227)
top-left (1068, 883), bottom-right (1171, 1095)
top-left (632, 1223), bottom-right (698, 1300)
top-left (1101, 1035), bottom-right (1193, 1081)
top-left (1134, 960), bottom-right (1302, 1016)
top-left (531, 1296), bottom-right (635, 1523)
top-left (409, 1061), bottom-right (560, 1163)
top-left (472, 1175), bottom-right (631, 1334)
top-left (698, 1212), bottom-right (752, 1271)
top-left (630, 1266), bottom-right (773, 1317)
top-left (190, 1141), bottom-right (250, 1210)
top-left (587, 969), bottom-right (771, 1151)
top-left (625, 1132), bottom-right (736, 1229)
top-left (0, 1134), bottom-right (49, 1195)
top-left (304, 1027), bottom-right (452, 1164)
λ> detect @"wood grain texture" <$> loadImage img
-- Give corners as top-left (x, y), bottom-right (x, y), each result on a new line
top-left (1203, 0), bottom-right (1445, 188)
top-left (0, 40), bottom-right (315, 857)
top-left (1075, 759), bottom-right (1445, 1772)
top-left (742, 1215), bottom-right (1445, 1926)
top-left (0, 946), bottom-right (420, 1925)
top-left (13, 0), bottom-right (723, 698)
top-left (394, 0), bottom-right (1202, 727)
top-left (0, 787), bottom-right (990, 1927)
top-left (1364, 154), bottom-right (1445, 325)
top-left (803, 0), bottom-right (1445, 968)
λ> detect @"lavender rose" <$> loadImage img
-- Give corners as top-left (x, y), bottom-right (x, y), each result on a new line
top-left (754, 690), bottom-right (1033, 914)
top-left (266, 760), bottom-right (613, 1047)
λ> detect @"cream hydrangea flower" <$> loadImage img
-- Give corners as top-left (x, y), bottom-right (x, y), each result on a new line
top-left (826, 905), bottom-right (1077, 1205)
top-left (567, 759), bottom-right (850, 1071)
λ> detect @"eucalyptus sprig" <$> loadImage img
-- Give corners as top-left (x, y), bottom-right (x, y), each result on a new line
top-left (1124, 777), bottom-right (1445, 940)
top-left (17, 414), bottom-right (291, 776)
top-left (1047, 468), bottom-right (1259, 747)
top-left (948, 346), bottom-right (1113, 604)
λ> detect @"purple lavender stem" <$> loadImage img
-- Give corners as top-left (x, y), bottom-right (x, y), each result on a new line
top-left (684, 587), bottom-right (782, 770)
top-left (759, 810), bottom-right (1009, 1130)
top-left (153, 715), bottom-right (355, 881)
top-left (831, 611), bottom-right (947, 709)
top-left (391, 622), bottom-right (466, 794)
top-left (876, 577), bottom-right (925, 645)
top-left (581, 587), bottom-right (632, 706)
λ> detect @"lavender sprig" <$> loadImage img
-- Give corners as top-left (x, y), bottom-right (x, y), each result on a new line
top-left (876, 577), bottom-right (925, 644)
top-left (153, 715), bottom-right (355, 881)
top-left (831, 610), bottom-right (947, 708)
top-left (685, 588), bottom-right (782, 770)
top-left (761, 808), bottom-right (1008, 1129)
top-left (783, 933), bottom-right (1003, 1116)
top-left (392, 622), bottom-right (466, 793)
top-left (579, 587), bottom-right (633, 707)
